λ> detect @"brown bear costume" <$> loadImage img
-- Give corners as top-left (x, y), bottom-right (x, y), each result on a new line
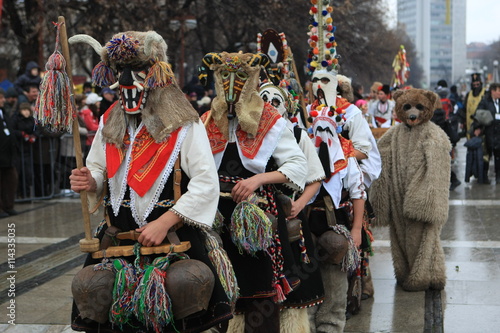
top-left (371, 88), bottom-right (451, 291)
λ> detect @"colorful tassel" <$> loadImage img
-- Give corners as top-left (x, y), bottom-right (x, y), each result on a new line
top-left (330, 224), bottom-right (361, 273)
top-left (110, 258), bottom-right (139, 327)
top-left (133, 261), bottom-right (172, 332)
top-left (204, 231), bottom-right (239, 309)
top-left (280, 276), bottom-right (292, 295)
top-left (34, 22), bottom-right (77, 133)
top-left (144, 59), bottom-right (175, 89)
top-left (298, 225), bottom-right (310, 264)
top-left (92, 61), bottom-right (116, 87)
top-left (230, 200), bottom-right (273, 256)
top-left (133, 253), bottom-right (188, 333)
top-left (269, 233), bottom-right (290, 303)
top-left (211, 209), bottom-right (225, 233)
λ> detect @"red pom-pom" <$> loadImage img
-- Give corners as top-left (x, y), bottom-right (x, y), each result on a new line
top-left (311, 35), bottom-right (319, 42)
top-left (310, 110), bottom-right (318, 117)
top-left (290, 117), bottom-right (298, 123)
top-left (310, 6), bottom-right (318, 13)
top-left (328, 111), bottom-right (333, 117)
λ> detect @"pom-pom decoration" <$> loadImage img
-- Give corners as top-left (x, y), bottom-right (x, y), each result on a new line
top-left (306, 0), bottom-right (340, 75)
top-left (106, 34), bottom-right (140, 61)
top-left (91, 61), bottom-right (116, 87)
top-left (34, 22), bottom-right (77, 133)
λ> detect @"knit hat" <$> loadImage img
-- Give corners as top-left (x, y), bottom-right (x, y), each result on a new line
top-left (5, 87), bottom-right (18, 98)
top-left (354, 99), bottom-right (367, 108)
top-left (101, 87), bottom-right (115, 95)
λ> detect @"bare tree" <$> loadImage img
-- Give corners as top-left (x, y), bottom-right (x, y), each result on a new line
top-left (1, 0), bottom-right (422, 90)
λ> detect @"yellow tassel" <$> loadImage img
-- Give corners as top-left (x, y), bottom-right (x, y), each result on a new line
top-left (144, 60), bottom-right (175, 88)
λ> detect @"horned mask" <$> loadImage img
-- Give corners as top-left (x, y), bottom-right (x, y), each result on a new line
top-left (69, 31), bottom-right (198, 147)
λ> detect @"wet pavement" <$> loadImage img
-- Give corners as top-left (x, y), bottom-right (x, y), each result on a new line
top-left (1, 136), bottom-right (500, 332)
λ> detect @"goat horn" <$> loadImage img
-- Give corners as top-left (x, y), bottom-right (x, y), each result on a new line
top-left (68, 34), bottom-right (103, 56)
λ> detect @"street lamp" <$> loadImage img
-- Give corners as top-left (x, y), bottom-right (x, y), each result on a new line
top-left (493, 60), bottom-right (499, 83)
top-left (169, 16), bottom-right (197, 89)
top-left (483, 65), bottom-right (488, 85)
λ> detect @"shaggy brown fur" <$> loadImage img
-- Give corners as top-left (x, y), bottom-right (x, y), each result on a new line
top-left (336, 74), bottom-right (354, 102)
top-left (96, 31), bottom-right (200, 146)
top-left (209, 52), bottom-right (265, 138)
top-left (371, 88), bottom-right (451, 291)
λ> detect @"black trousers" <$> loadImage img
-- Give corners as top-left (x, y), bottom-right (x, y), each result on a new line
top-left (483, 147), bottom-right (500, 179)
top-left (0, 166), bottom-right (18, 212)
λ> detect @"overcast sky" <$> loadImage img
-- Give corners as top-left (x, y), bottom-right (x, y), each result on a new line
top-left (384, 0), bottom-right (500, 44)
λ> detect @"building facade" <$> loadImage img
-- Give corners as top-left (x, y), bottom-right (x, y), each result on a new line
top-left (396, 0), bottom-right (466, 88)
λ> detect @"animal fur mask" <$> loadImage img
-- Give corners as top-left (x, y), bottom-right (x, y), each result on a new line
top-left (69, 31), bottom-right (198, 146)
top-left (201, 52), bottom-right (270, 138)
top-left (393, 88), bottom-right (441, 127)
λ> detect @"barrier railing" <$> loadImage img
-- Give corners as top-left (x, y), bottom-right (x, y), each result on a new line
top-left (15, 132), bottom-right (81, 202)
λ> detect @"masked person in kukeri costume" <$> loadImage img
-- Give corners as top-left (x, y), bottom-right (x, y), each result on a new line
top-left (259, 79), bottom-right (325, 332)
top-left (306, 92), bottom-right (366, 333)
top-left (304, 3), bottom-right (369, 332)
top-left (335, 74), bottom-right (380, 306)
top-left (198, 51), bottom-right (308, 333)
top-left (68, 31), bottom-right (236, 333)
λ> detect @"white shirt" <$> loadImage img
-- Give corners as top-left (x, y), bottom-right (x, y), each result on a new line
top-left (86, 119), bottom-right (220, 229)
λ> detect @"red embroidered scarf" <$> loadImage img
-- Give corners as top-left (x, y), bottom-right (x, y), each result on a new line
top-left (202, 103), bottom-right (281, 159)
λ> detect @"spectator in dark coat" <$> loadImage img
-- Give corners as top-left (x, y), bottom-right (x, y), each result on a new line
top-left (11, 102), bottom-right (37, 197)
top-left (464, 124), bottom-right (485, 183)
top-left (474, 83), bottom-right (500, 183)
top-left (0, 88), bottom-right (20, 217)
top-left (4, 87), bottom-right (19, 116)
top-left (431, 105), bottom-right (461, 190)
top-left (14, 61), bottom-right (41, 97)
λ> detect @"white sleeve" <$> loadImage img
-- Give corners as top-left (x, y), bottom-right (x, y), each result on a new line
top-left (170, 120), bottom-right (220, 228)
top-left (343, 157), bottom-right (366, 200)
top-left (86, 119), bottom-right (106, 200)
top-left (344, 112), bottom-right (372, 158)
top-left (272, 126), bottom-right (308, 192)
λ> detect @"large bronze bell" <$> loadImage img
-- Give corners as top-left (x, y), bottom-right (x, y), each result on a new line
top-left (165, 259), bottom-right (215, 319)
top-left (316, 230), bottom-right (349, 265)
top-left (71, 265), bottom-right (116, 324)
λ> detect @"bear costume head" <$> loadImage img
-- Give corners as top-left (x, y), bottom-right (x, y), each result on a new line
top-left (392, 88), bottom-right (441, 127)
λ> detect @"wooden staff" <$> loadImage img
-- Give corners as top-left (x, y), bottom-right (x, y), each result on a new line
top-left (288, 46), bottom-right (311, 129)
top-left (58, 16), bottom-right (99, 252)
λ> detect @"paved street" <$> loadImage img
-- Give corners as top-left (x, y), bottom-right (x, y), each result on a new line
top-left (1, 137), bottom-right (500, 332)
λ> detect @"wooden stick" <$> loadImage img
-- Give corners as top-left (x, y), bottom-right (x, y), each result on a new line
top-left (288, 46), bottom-right (311, 129)
top-left (58, 16), bottom-right (99, 252)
